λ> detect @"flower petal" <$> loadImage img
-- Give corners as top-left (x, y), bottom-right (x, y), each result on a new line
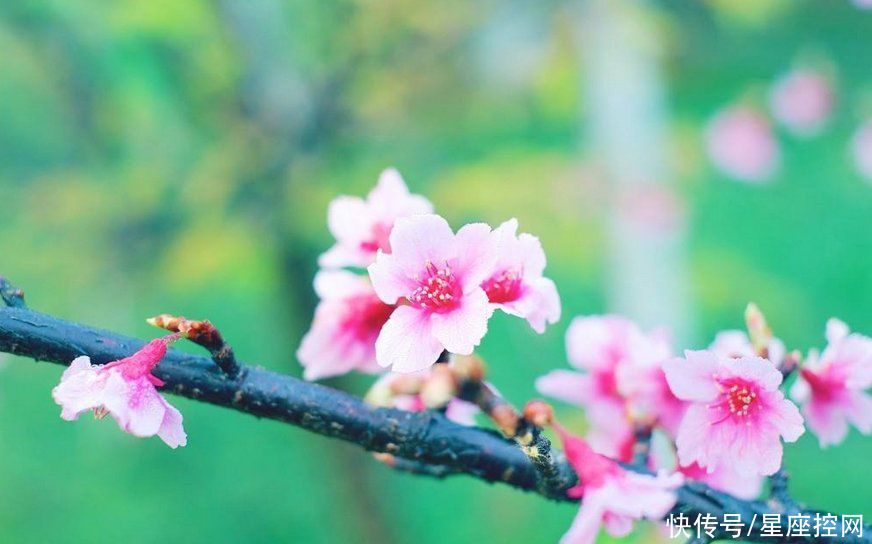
top-left (430, 289), bottom-right (493, 354)
top-left (375, 305), bottom-right (443, 373)
top-left (662, 350), bottom-right (720, 401)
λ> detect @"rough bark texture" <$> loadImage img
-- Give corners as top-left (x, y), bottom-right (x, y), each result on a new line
top-left (0, 305), bottom-right (868, 543)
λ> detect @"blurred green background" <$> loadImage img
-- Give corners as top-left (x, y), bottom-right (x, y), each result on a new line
top-left (0, 1), bottom-right (870, 543)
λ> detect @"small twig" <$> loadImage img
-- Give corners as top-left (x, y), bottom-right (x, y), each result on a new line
top-left (147, 314), bottom-right (241, 378)
top-left (0, 277), bottom-right (27, 308)
top-left (631, 423), bottom-right (653, 468)
top-left (768, 469), bottom-right (800, 512)
top-left (452, 357), bottom-right (572, 498)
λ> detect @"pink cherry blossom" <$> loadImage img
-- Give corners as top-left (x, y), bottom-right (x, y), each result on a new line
top-left (536, 316), bottom-right (681, 460)
top-left (664, 350), bottom-right (804, 476)
top-left (678, 462), bottom-right (763, 500)
top-left (51, 335), bottom-right (187, 448)
top-left (790, 319), bottom-right (872, 447)
top-left (482, 219), bottom-right (560, 333)
top-left (770, 69), bottom-right (834, 136)
top-left (319, 168), bottom-right (434, 268)
top-left (297, 270), bottom-right (396, 380)
top-left (369, 371), bottom-right (480, 425)
top-left (852, 120), bottom-right (872, 182)
top-left (705, 106), bottom-right (780, 183)
top-left (852, 0), bottom-right (872, 9)
top-left (368, 214), bottom-right (497, 373)
top-left (710, 329), bottom-right (785, 365)
top-left (555, 424), bottom-right (682, 544)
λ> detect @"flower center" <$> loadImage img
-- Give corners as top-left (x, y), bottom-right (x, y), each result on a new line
top-left (409, 262), bottom-right (461, 312)
top-left (342, 294), bottom-right (395, 341)
top-left (482, 268), bottom-right (523, 303)
top-left (709, 378), bottom-right (760, 424)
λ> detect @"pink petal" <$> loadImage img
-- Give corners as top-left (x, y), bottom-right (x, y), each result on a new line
top-left (368, 168), bottom-right (433, 220)
top-left (804, 399), bottom-right (848, 448)
top-left (103, 374), bottom-right (166, 438)
top-left (313, 270), bottom-right (371, 300)
top-left (826, 318), bottom-right (850, 344)
top-left (728, 356), bottom-right (783, 391)
top-left (767, 392), bottom-right (805, 443)
top-left (498, 277), bottom-right (561, 333)
top-left (535, 370), bottom-right (589, 406)
top-left (430, 289), bottom-right (493, 355)
top-left (52, 356), bottom-right (105, 420)
top-left (516, 232), bottom-right (547, 278)
top-left (560, 498), bottom-right (606, 544)
top-left (157, 400), bottom-right (187, 448)
top-left (388, 215), bottom-right (455, 275)
top-left (845, 390), bottom-right (872, 434)
top-left (452, 222), bottom-right (497, 289)
top-left (662, 351), bottom-right (720, 402)
top-left (368, 252), bottom-right (418, 304)
top-left (565, 316), bottom-right (628, 371)
top-left (375, 305), bottom-right (443, 373)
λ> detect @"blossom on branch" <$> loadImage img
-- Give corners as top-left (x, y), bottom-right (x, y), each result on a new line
top-left (320, 168), bottom-right (434, 268)
top-left (663, 350), bottom-right (804, 476)
top-left (368, 214), bottom-right (497, 373)
top-left (51, 335), bottom-right (187, 448)
top-left (555, 424), bottom-right (682, 544)
top-left (297, 270), bottom-right (395, 380)
top-left (790, 318), bottom-right (872, 447)
top-left (536, 316), bottom-right (682, 460)
top-left (482, 218), bottom-right (560, 333)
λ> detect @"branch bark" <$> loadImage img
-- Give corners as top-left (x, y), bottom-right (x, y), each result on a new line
top-left (0, 305), bottom-right (868, 543)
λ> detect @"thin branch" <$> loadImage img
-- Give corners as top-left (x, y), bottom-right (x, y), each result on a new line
top-left (147, 314), bottom-right (241, 377)
top-left (0, 277), bottom-right (27, 308)
top-left (0, 305), bottom-right (868, 543)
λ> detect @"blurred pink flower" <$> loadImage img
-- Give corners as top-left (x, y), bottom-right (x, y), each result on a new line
top-left (482, 218), bottom-right (560, 333)
top-left (320, 168), bottom-right (433, 268)
top-left (368, 214), bottom-right (497, 372)
top-left (851, 120), bottom-right (872, 182)
top-left (770, 69), bottom-right (834, 136)
top-left (790, 319), bottom-right (872, 447)
top-left (536, 316), bottom-right (682, 460)
top-left (555, 424), bottom-right (682, 544)
top-left (678, 461), bottom-right (763, 500)
top-left (852, 0), bottom-right (872, 9)
top-left (664, 350), bottom-right (804, 476)
top-left (297, 270), bottom-right (395, 380)
top-left (705, 106), bottom-right (780, 183)
top-left (52, 335), bottom-right (187, 448)
top-left (370, 371), bottom-right (480, 425)
top-left (710, 330), bottom-right (785, 365)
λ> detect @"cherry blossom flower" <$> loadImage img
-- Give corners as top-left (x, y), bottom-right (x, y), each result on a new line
top-left (367, 371), bottom-right (480, 425)
top-left (790, 319), bottom-right (872, 447)
top-left (536, 316), bottom-right (681, 460)
top-left (368, 214), bottom-right (497, 373)
top-left (710, 330), bottom-right (785, 365)
top-left (663, 350), bottom-right (804, 476)
top-left (297, 270), bottom-right (395, 380)
top-left (555, 424), bottom-right (682, 544)
top-left (705, 106), bottom-right (780, 183)
top-left (482, 219), bottom-right (560, 333)
top-left (678, 462), bottom-right (763, 500)
top-left (770, 69), bottom-right (834, 136)
top-left (52, 335), bottom-right (187, 448)
top-left (852, 120), bottom-right (872, 182)
top-left (319, 168), bottom-right (433, 268)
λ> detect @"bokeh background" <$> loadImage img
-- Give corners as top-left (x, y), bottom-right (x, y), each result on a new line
top-left (1, 1), bottom-right (870, 542)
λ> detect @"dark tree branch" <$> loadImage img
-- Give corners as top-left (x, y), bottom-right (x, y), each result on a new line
top-left (0, 305), bottom-right (868, 543)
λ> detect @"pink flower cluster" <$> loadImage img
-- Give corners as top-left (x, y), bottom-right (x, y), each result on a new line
top-left (298, 168), bottom-right (560, 378)
top-left (52, 335), bottom-right (187, 448)
top-left (791, 319), bottom-right (872, 447)
top-left (555, 424), bottom-right (682, 544)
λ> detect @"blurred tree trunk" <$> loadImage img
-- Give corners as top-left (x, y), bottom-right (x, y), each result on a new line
top-left (579, 0), bottom-right (695, 344)
top-left (218, 2), bottom-right (397, 542)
